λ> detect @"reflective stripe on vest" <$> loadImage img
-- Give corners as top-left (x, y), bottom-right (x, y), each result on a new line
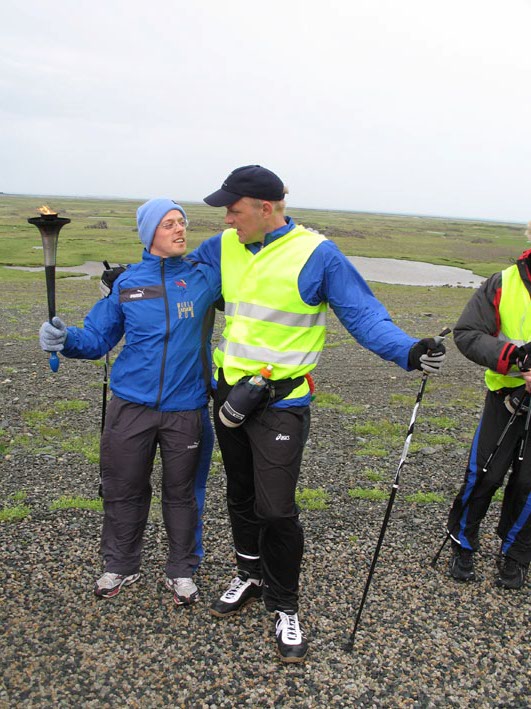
top-left (217, 338), bottom-right (322, 366)
top-left (485, 264), bottom-right (531, 391)
top-left (220, 301), bottom-right (326, 330)
top-left (215, 226), bottom-right (328, 396)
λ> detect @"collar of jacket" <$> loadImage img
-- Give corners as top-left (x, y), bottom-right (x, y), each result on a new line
top-left (263, 216), bottom-right (296, 247)
top-left (516, 248), bottom-right (531, 290)
top-left (141, 249), bottom-right (188, 270)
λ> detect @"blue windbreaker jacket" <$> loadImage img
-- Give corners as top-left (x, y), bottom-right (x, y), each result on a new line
top-left (62, 250), bottom-right (221, 411)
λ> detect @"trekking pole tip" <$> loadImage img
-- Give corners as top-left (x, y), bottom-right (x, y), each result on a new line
top-left (343, 640), bottom-right (355, 653)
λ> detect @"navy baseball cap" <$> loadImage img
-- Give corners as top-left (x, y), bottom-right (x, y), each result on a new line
top-left (204, 165), bottom-right (285, 207)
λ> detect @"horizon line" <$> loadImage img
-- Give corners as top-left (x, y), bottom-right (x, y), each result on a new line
top-left (0, 191), bottom-right (525, 227)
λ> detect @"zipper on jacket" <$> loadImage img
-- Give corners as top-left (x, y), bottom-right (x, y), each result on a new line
top-left (155, 259), bottom-right (171, 409)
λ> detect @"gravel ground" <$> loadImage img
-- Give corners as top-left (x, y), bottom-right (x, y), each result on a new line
top-left (1, 279), bottom-right (530, 707)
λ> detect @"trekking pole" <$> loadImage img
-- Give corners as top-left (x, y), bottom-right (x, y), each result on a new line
top-left (344, 328), bottom-right (450, 651)
top-left (98, 351), bottom-right (110, 499)
top-left (481, 389), bottom-right (527, 473)
top-left (517, 393), bottom-right (531, 461)
top-left (430, 385), bottom-right (528, 568)
top-left (100, 261), bottom-right (112, 433)
top-left (101, 353), bottom-right (110, 433)
top-left (98, 261), bottom-right (112, 497)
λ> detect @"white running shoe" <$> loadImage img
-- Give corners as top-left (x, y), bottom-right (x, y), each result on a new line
top-left (165, 577), bottom-right (199, 606)
top-left (94, 572), bottom-right (140, 599)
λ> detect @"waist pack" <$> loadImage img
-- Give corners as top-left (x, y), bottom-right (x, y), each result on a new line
top-left (217, 369), bottom-right (305, 414)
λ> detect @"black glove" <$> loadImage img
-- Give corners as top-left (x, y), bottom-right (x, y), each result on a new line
top-left (408, 337), bottom-right (446, 374)
top-left (516, 342), bottom-right (531, 372)
top-left (100, 265), bottom-right (126, 297)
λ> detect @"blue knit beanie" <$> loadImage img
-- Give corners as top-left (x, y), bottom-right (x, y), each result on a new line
top-left (136, 198), bottom-right (188, 252)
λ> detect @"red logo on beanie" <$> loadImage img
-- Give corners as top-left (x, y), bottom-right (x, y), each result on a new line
top-left (175, 280), bottom-right (187, 288)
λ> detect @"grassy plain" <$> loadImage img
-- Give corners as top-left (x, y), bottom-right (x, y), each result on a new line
top-left (0, 193), bottom-right (526, 277)
top-left (3, 196), bottom-right (528, 706)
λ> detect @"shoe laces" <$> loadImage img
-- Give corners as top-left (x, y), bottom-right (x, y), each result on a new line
top-left (276, 612), bottom-right (302, 643)
top-left (223, 576), bottom-right (249, 600)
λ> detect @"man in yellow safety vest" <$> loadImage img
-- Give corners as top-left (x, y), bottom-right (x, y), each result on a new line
top-left (190, 164), bottom-right (447, 663)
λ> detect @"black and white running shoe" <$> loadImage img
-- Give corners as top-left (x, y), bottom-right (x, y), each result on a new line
top-left (275, 611), bottom-right (308, 663)
top-left (210, 574), bottom-right (262, 617)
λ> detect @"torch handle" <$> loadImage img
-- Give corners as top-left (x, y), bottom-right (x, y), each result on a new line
top-left (45, 265), bottom-right (56, 321)
top-left (44, 264), bottom-right (60, 372)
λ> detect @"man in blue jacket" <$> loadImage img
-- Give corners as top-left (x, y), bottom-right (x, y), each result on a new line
top-left (188, 165), bottom-right (447, 663)
top-left (39, 199), bottom-right (220, 605)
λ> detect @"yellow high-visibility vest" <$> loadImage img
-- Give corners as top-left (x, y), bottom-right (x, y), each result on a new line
top-left (485, 264), bottom-right (531, 390)
top-left (215, 225), bottom-right (328, 400)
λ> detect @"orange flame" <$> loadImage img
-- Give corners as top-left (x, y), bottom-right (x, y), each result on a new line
top-left (38, 205), bottom-right (58, 216)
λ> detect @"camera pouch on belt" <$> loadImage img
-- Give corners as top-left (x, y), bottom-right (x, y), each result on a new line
top-left (218, 377), bottom-right (270, 427)
top-left (217, 369), bottom-right (305, 428)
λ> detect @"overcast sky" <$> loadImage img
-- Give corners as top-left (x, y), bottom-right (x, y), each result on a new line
top-left (2, 0), bottom-right (530, 222)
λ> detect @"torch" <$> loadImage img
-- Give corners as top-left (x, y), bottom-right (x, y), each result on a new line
top-left (28, 206), bottom-right (71, 372)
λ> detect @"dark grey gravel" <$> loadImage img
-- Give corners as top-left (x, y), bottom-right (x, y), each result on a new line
top-left (1, 279), bottom-right (530, 707)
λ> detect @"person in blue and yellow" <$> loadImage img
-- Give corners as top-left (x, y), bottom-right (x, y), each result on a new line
top-left (447, 235), bottom-right (531, 591)
top-left (39, 198), bottom-right (220, 605)
top-left (189, 165), bottom-right (447, 662)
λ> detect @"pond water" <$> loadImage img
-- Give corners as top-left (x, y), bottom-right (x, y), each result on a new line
top-left (347, 256), bottom-right (484, 287)
top-left (6, 258), bottom-right (485, 288)
top-left (6, 261), bottom-right (107, 279)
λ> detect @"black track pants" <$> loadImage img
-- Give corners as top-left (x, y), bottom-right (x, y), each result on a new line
top-left (214, 393), bottom-right (310, 613)
top-left (100, 397), bottom-right (202, 577)
top-left (447, 390), bottom-right (531, 564)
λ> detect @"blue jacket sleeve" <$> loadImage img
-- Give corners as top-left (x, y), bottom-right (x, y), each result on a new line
top-left (194, 263), bottom-right (222, 302)
top-left (62, 290), bottom-right (125, 360)
top-left (187, 233), bottom-right (223, 271)
top-left (299, 241), bottom-right (417, 370)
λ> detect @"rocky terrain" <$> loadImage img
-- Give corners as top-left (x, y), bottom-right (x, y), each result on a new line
top-left (1, 277), bottom-right (530, 707)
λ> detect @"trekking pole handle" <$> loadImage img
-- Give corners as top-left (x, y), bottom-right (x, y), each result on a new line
top-left (432, 328), bottom-right (452, 347)
top-left (423, 328), bottom-right (451, 367)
